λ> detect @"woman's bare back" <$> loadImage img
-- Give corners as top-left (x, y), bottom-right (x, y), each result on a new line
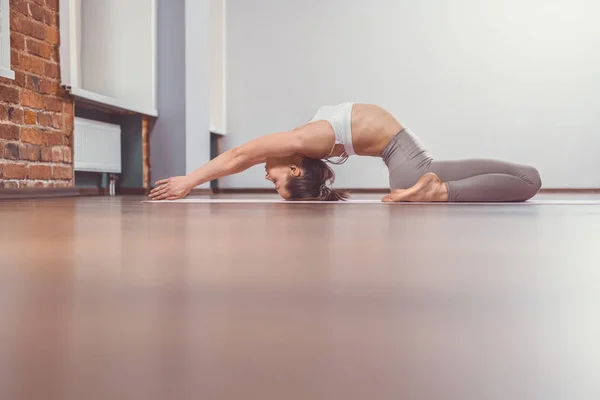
top-left (294, 104), bottom-right (404, 160)
top-left (351, 104), bottom-right (404, 156)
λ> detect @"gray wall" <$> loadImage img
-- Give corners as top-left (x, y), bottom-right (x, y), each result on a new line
top-left (151, 0), bottom-right (211, 187)
top-left (151, 0), bottom-right (187, 182)
top-left (184, 0), bottom-right (211, 184)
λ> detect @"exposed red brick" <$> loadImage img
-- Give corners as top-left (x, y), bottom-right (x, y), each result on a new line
top-left (26, 38), bottom-right (53, 59)
top-left (45, 26), bottom-right (59, 45)
top-left (54, 181), bottom-right (72, 188)
top-left (37, 112), bottom-right (53, 127)
top-left (43, 96), bottom-right (62, 112)
top-left (12, 0), bottom-right (30, 17)
top-left (25, 75), bottom-right (41, 91)
top-left (51, 146), bottom-right (63, 162)
top-left (0, 85), bottom-right (21, 104)
top-left (11, 32), bottom-right (26, 51)
top-left (40, 147), bottom-right (52, 161)
top-left (28, 2), bottom-right (45, 22)
top-left (62, 146), bottom-right (72, 163)
top-left (0, 104), bottom-right (8, 120)
top-left (9, 107), bottom-right (24, 124)
top-left (24, 110), bottom-right (37, 125)
top-left (43, 10), bottom-right (59, 27)
top-left (17, 17), bottom-right (46, 41)
top-left (21, 180), bottom-right (45, 188)
top-left (63, 101), bottom-right (74, 116)
top-left (0, 124), bottom-right (20, 140)
top-left (15, 71), bottom-right (27, 87)
top-left (28, 164), bottom-right (52, 180)
top-left (0, 181), bottom-right (20, 188)
top-left (52, 114), bottom-right (63, 130)
top-left (64, 115), bottom-right (74, 134)
top-left (21, 128), bottom-right (45, 145)
top-left (21, 90), bottom-right (44, 109)
top-left (4, 142), bottom-right (20, 160)
top-left (19, 53), bottom-right (46, 75)
top-left (44, 132), bottom-right (63, 146)
top-left (5, 3), bottom-right (73, 187)
top-left (52, 165), bottom-right (72, 180)
top-left (19, 144), bottom-right (41, 161)
top-left (44, 62), bottom-right (60, 79)
top-left (0, 163), bottom-right (28, 179)
top-left (42, 79), bottom-right (60, 95)
top-left (10, 49), bottom-right (20, 69)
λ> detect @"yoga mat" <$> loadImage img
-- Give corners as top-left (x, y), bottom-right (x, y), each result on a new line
top-left (142, 199), bottom-right (600, 205)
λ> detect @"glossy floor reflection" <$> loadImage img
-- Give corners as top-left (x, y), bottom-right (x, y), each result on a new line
top-left (1, 195), bottom-right (599, 400)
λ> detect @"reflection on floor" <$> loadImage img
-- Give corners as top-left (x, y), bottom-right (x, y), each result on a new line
top-left (0, 194), bottom-right (599, 400)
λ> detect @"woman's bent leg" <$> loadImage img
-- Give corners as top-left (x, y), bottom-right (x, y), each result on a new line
top-left (427, 159), bottom-right (542, 202)
top-left (382, 129), bottom-right (542, 202)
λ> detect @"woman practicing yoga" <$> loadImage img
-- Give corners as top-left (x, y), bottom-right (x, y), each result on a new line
top-left (149, 103), bottom-right (542, 202)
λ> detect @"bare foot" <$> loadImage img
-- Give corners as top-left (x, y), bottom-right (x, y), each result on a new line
top-left (382, 173), bottom-right (449, 202)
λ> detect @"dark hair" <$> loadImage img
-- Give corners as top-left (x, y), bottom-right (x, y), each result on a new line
top-left (286, 158), bottom-right (350, 201)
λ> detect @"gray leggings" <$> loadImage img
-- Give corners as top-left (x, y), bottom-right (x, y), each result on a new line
top-left (381, 129), bottom-right (542, 202)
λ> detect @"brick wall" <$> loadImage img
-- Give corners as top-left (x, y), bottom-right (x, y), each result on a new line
top-left (0, 0), bottom-right (74, 189)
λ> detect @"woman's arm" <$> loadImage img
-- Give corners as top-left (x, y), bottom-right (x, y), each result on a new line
top-left (149, 130), bottom-right (305, 200)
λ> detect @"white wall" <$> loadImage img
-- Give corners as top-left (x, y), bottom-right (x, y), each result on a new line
top-left (80, 0), bottom-right (156, 114)
top-left (223, 0), bottom-right (600, 189)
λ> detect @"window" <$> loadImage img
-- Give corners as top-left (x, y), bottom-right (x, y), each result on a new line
top-left (0, 0), bottom-right (14, 79)
top-left (60, 0), bottom-right (157, 116)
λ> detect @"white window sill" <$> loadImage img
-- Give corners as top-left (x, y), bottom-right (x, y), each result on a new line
top-left (68, 87), bottom-right (158, 117)
top-left (210, 126), bottom-right (227, 136)
top-left (0, 67), bottom-right (15, 80)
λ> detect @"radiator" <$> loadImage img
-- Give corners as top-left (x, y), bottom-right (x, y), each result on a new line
top-left (74, 117), bottom-right (121, 173)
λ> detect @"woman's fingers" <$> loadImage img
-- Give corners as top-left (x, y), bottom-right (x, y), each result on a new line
top-left (154, 191), bottom-right (172, 200)
top-left (150, 184), bottom-right (166, 195)
top-left (155, 179), bottom-right (168, 185)
top-left (150, 187), bottom-right (170, 199)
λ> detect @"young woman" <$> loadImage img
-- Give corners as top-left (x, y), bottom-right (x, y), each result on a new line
top-left (149, 103), bottom-right (542, 202)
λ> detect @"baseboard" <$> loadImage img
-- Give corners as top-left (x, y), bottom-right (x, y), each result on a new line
top-left (117, 188), bottom-right (148, 195)
top-left (78, 188), bottom-right (107, 196)
top-left (539, 188), bottom-right (600, 193)
top-left (0, 187), bottom-right (80, 200)
top-left (190, 188), bottom-right (214, 195)
top-left (2, 187), bottom-right (591, 200)
top-left (217, 188), bottom-right (600, 195)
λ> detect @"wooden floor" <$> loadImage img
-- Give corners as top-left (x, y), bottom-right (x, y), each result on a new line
top-left (1, 195), bottom-right (599, 400)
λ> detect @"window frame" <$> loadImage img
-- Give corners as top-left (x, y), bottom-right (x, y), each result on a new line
top-left (0, 0), bottom-right (15, 80)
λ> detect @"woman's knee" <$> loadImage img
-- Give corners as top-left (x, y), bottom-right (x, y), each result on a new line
top-left (523, 165), bottom-right (542, 198)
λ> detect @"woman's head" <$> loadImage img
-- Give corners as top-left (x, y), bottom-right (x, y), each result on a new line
top-left (265, 155), bottom-right (349, 201)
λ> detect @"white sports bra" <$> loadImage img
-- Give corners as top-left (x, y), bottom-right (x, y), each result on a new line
top-left (309, 102), bottom-right (355, 163)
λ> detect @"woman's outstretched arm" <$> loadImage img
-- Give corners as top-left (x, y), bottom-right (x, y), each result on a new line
top-left (149, 130), bottom-right (305, 200)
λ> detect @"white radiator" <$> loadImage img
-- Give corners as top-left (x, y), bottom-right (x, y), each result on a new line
top-left (74, 117), bottom-right (121, 173)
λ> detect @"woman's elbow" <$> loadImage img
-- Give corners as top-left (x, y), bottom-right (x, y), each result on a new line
top-left (228, 146), bottom-right (248, 168)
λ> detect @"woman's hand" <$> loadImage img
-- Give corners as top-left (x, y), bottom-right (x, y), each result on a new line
top-left (149, 176), bottom-right (194, 200)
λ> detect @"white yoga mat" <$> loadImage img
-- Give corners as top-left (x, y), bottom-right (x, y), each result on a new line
top-left (142, 199), bottom-right (600, 205)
